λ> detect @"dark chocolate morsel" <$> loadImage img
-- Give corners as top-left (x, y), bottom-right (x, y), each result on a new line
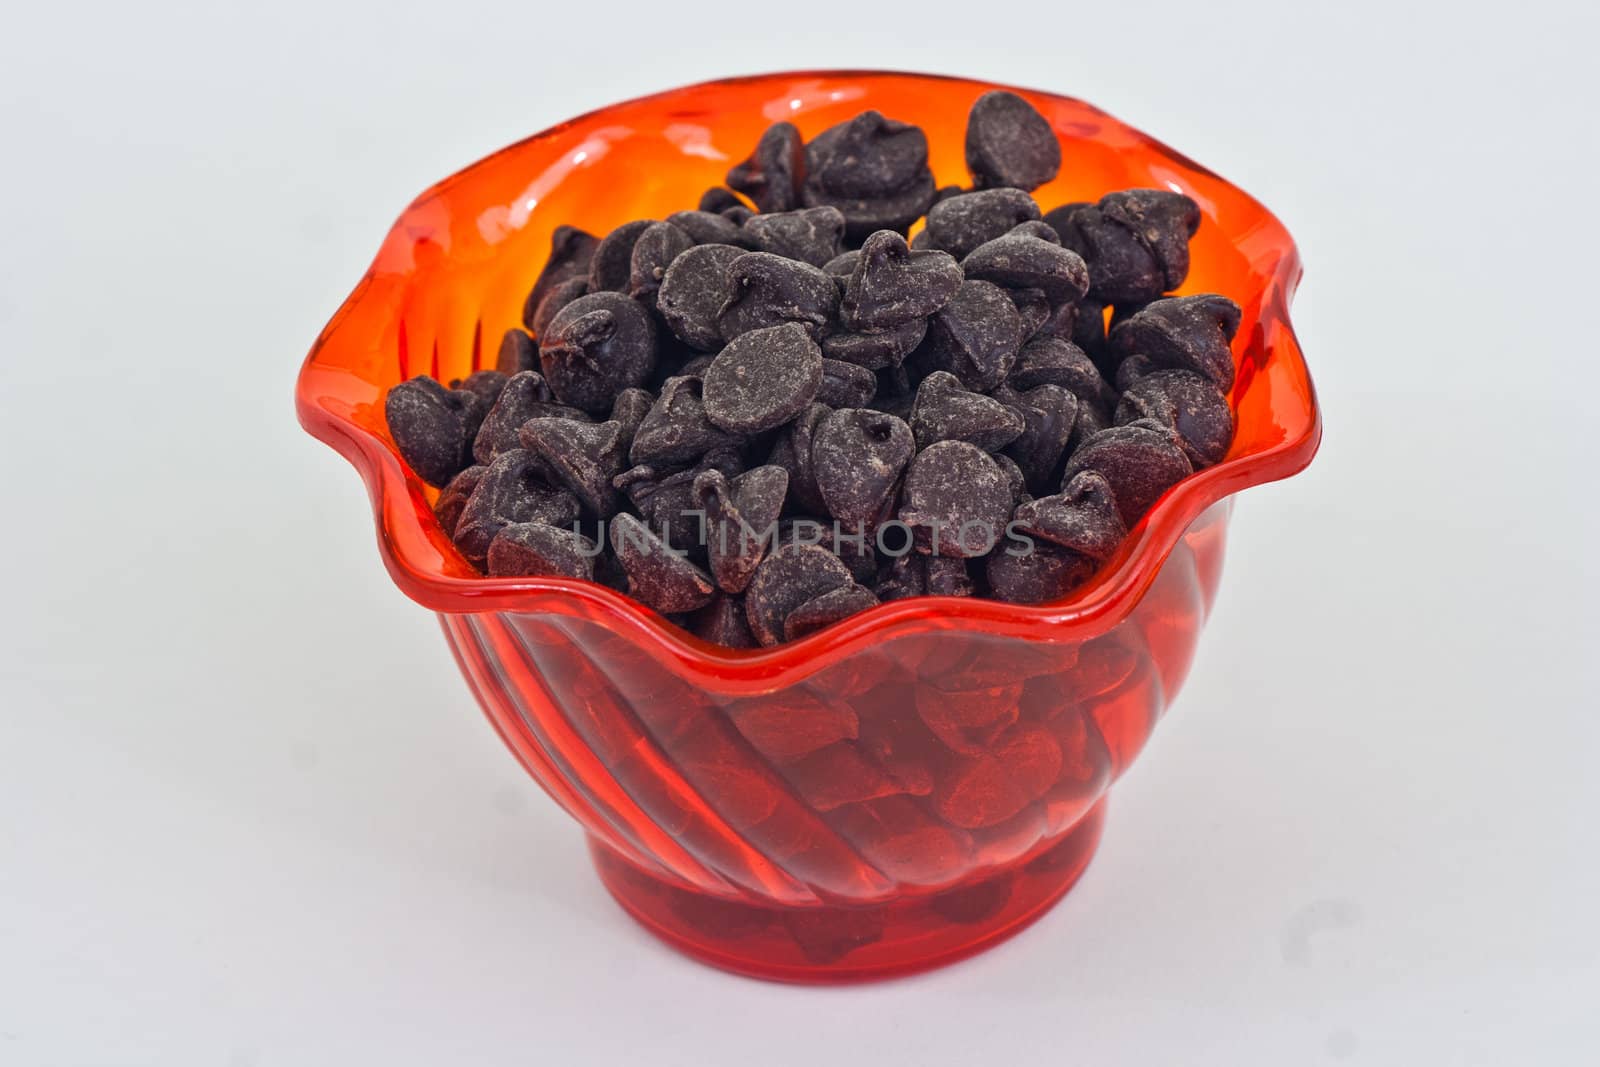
top-left (615, 448), bottom-right (744, 558)
top-left (486, 522), bottom-right (598, 579)
top-left (805, 111), bottom-right (929, 199)
top-left (495, 328), bottom-right (540, 375)
top-left (909, 370), bottom-right (1026, 452)
top-left (922, 188), bottom-right (1042, 259)
top-left (996, 382), bottom-right (1080, 495)
top-left (898, 440), bottom-right (1014, 558)
top-left (696, 465), bottom-right (790, 593)
top-left (812, 408), bottom-right (915, 526)
top-left (817, 358), bottom-right (878, 408)
top-left (840, 230), bottom-right (962, 332)
top-left (744, 542), bottom-right (855, 647)
top-left (517, 417), bottom-right (630, 517)
top-left (433, 464), bottom-right (487, 538)
top-left (665, 209), bottom-right (753, 248)
top-left (608, 387), bottom-right (655, 440)
top-left (765, 402), bottom-right (832, 514)
top-left (657, 243), bottom-right (744, 351)
top-left (961, 235), bottom-right (1090, 303)
top-left (587, 219), bottom-right (654, 293)
top-left (452, 449), bottom-right (581, 569)
top-left (727, 122), bottom-right (806, 214)
top-left (784, 582), bottom-right (879, 641)
top-left (609, 513), bottom-right (716, 613)
top-left (1010, 469), bottom-right (1127, 562)
top-left (1047, 190), bottom-right (1200, 305)
top-left (1108, 294), bottom-right (1241, 390)
top-left (522, 225), bottom-right (598, 331)
top-left (540, 291), bottom-right (658, 413)
top-left (1099, 189), bottom-right (1202, 292)
top-left (702, 322), bottom-right (824, 434)
top-left (626, 222), bottom-right (695, 309)
top-left (909, 279), bottom-right (1025, 392)
top-left (630, 375), bottom-right (741, 467)
top-left (964, 90), bottom-right (1062, 192)
top-left (820, 317), bottom-right (927, 371)
top-left (698, 187), bottom-right (747, 214)
top-left (985, 543), bottom-right (1095, 604)
top-left (926, 555), bottom-right (975, 598)
top-left (1114, 368), bottom-right (1235, 468)
top-left (801, 170), bottom-right (937, 244)
top-left (717, 252), bottom-right (839, 342)
top-left (528, 275), bottom-right (590, 340)
top-left (740, 207), bottom-right (846, 267)
top-left (472, 370), bottom-right (588, 466)
top-left (451, 370), bottom-right (508, 408)
top-left (688, 593), bottom-right (757, 649)
top-left (385, 375), bottom-right (485, 488)
top-left (1060, 420), bottom-right (1194, 526)
top-left (1009, 335), bottom-right (1119, 412)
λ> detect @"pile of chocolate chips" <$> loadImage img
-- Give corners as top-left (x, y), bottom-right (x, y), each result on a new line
top-left (386, 91), bottom-right (1240, 648)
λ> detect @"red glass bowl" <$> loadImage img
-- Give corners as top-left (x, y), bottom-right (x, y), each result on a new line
top-left (295, 70), bottom-right (1320, 982)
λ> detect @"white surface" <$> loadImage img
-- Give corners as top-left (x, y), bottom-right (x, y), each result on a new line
top-left (3, 1), bottom-right (1597, 1064)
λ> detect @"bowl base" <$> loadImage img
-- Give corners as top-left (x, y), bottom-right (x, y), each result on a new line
top-left (589, 801), bottom-right (1106, 983)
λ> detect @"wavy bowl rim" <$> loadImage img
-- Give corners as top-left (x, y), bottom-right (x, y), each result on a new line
top-left (295, 68), bottom-right (1322, 684)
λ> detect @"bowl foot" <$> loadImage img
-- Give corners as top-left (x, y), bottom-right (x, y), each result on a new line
top-left (588, 801), bottom-right (1106, 983)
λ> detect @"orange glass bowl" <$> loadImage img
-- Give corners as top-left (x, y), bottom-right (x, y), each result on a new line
top-left (295, 71), bottom-right (1320, 982)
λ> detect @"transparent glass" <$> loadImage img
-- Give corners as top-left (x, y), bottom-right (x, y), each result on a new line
top-left (295, 70), bottom-right (1320, 982)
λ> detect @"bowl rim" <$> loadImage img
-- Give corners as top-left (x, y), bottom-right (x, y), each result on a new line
top-left (295, 68), bottom-right (1321, 679)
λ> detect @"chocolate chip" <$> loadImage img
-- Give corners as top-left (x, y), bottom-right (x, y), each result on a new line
top-left (517, 417), bottom-right (630, 517)
top-left (702, 322), bottom-right (824, 434)
top-left (688, 593), bottom-right (757, 648)
top-left (717, 252), bottom-right (838, 342)
top-left (727, 122), bottom-right (805, 214)
top-left (740, 206), bottom-right (845, 267)
top-left (1114, 353), bottom-right (1158, 392)
top-left (609, 512), bottom-right (716, 613)
top-left (820, 317), bottom-right (927, 371)
top-left (744, 543), bottom-right (855, 646)
top-left (451, 369), bottom-right (508, 407)
top-left (765, 402), bottom-right (831, 514)
top-left (1115, 369), bottom-right (1234, 468)
top-left (926, 555), bottom-right (975, 597)
top-left (698, 187), bottom-right (747, 214)
top-left (1060, 420), bottom-right (1193, 526)
top-left (608, 387), bottom-right (654, 440)
top-left (1009, 220), bottom-right (1062, 244)
top-left (821, 250), bottom-right (860, 278)
top-left (1108, 294), bottom-right (1241, 390)
top-left (802, 170), bottom-right (936, 244)
top-left (909, 279), bottom-right (1025, 392)
top-left (996, 383), bottom-right (1080, 494)
top-left (523, 225), bottom-right (598, 330)
top-left (1011, 469), bottom-right (1127, 561)
top-left (817, 358), bottom-right (878, 407)
top-left (784, 583), bottom-right (879, 641)
top-left (486, 522), bottom-right (598, 579)
top-left (993, 451), bottom-right (1030, 505)
top-left (1009, 335), bottom-right (1118, 412)
top-left (540, 292), bottom-right (658, 413)
top-left (696, 465), bottom-right (789, 593)
top-left (1007, 287), bottom-right (1052, 338)
top-left (665, 209), bottom-right (751, 248)
top-left (495, 328), bottom-right (539, 375)
top-left (615, 448), bottom-right (744, 558)
top-left (812, 408), bottom-right (915, 526)
top-left (472, 370), bottom-right (589, 465)
top-left (922, 189), bottom-right (1041, 259)
top-left (527, 275), bottom-right (589, 339)
top-left (626, 221), bottom-right (694, 309)
top-left (586, 219), bottom-right (654, 292)
top-left (898, 440), bottom-right (1014, 557)
top-left (1047, 190), bottom-right (1200, 305)
top-left (961, 235), bottom-right (1090, 303)
top-left (657, 243), bottom-right (743, 351)
top-left (806, 111), bottom-right (930, 199)
top-left (909, 370), bottom-right (1026, 452)
top-left (452, 449), bottom-right (581, 568)
top-left (985, 543), bottom-right (1095, 604)
top-left (964, 90), bottom-right (1061, 192)
top-left (630, 375), bottom-right (740, 466)
top-left (874, 554), bottom-right (926, 600)
top-left (840, 230), bottom-right (962, 331)
top-left (433, 464), bottom-right (487, 538)
top-left (385, 375), bottom-right (485, 487)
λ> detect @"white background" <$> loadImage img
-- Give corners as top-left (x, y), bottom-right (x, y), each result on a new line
top-left (3, 1), bottom-right (1598, 1064)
